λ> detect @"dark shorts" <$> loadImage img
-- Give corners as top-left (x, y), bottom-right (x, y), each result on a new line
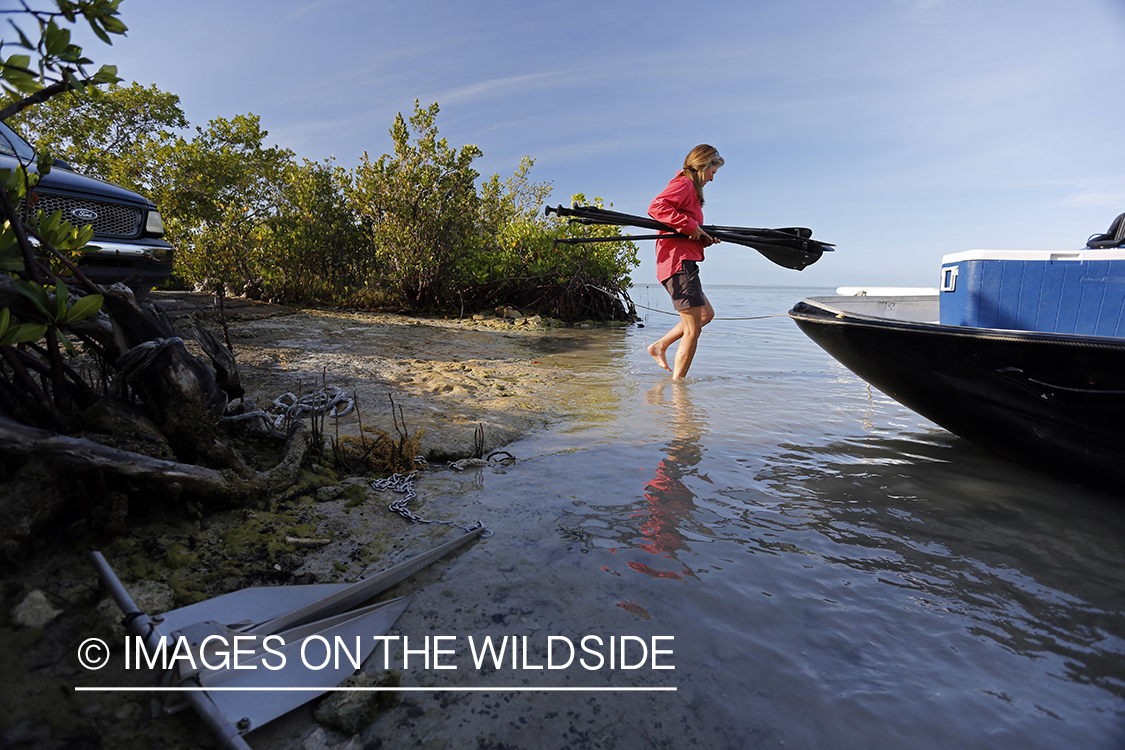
top-left (661, 260), bottom-right (706, 311)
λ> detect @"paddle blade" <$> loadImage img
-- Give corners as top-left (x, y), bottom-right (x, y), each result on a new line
top-left (745, 241), bottom-right (826, 270)
top-left (708, 230), bottom-right (832, 270)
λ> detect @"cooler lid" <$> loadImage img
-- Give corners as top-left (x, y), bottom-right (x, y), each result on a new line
top-left (941, 248), bottom-right (1125, 265)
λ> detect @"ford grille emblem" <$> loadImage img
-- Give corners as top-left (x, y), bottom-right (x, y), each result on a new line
top-left (70, 207), bottom-right (98, 222)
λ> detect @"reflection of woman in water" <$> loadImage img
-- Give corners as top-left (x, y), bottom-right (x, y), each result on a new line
top-left (628, 383), bottom-right (705, 582)
top-left (646, 145), bottom-right (724, 380)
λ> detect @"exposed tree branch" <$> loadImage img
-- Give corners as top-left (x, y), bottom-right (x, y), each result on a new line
top-left (0, 78), bottom-right (76, 123)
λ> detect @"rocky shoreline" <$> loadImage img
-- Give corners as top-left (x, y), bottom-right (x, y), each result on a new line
top-left (1, 292), bottom-right (631, 749)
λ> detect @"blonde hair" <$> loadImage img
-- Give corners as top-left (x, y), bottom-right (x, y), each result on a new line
top-left (682, 144), bottom-right (724, 204)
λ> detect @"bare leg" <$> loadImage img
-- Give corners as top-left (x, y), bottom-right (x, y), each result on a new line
top-left (647, 322), bottom-right (682, 371)
top-left (671, 306), bottom-right (704, 379)
top-left (648, 296), bottom-right (713, 375)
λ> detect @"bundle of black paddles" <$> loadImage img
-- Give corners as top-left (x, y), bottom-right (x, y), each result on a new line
top-left (545, 204), bottom-right (834, 271)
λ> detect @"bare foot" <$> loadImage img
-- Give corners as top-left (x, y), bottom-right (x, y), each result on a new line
top-left (647, 342), bottom-right (671, 372)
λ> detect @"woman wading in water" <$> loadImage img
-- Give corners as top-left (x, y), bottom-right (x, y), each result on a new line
top-left (646, 145), bottom-right (724, 380)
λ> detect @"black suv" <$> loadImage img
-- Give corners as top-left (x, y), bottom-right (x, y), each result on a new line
top-left (0, 120), bottom-right (173, 297)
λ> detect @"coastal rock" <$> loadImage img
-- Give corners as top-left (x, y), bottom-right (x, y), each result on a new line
top-left (302, 727), bottom-right (330, 750)
top-left (449, 457), bottom-right (489, 470)
top-left (314, 671), bottom-right (400, 735)
top-left (12, 590), bottom-right (61, 628)
top-left (316, 485), bottom-right (345, 503)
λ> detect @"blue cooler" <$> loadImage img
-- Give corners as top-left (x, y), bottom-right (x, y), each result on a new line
top-left (939, 249), bottom-right (1125, 337)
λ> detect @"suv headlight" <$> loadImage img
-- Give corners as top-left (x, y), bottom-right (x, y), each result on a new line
top-left (145, 210), bottom-right (165, 236)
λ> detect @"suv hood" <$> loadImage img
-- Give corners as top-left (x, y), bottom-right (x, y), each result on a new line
top-left (0, 152), bottom-right (155, 209)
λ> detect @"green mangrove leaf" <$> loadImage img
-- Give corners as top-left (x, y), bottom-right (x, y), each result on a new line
top-left (13, 279), bottom-right (51, 319)
top-left (54, 279), bottom-right (69, 321)
top-left (63, 293), bottom-right (103, 323)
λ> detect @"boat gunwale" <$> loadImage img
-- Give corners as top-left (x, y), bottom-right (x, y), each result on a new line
top-left (790, 295), bottom-right (1125, 352)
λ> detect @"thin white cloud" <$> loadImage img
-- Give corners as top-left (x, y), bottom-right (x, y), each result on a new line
top-left (1064, 182), bottom-right (1125, 209)
top-left (426, 69), bottom-right (582, 106)
top-left (282, 0), bottom-right (342, 23)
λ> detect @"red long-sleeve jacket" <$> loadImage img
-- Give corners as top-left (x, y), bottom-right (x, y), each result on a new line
top-left (649, 171), bottom-right (705, 283)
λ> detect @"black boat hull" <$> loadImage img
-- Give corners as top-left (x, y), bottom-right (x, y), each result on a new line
top-left (789, 297), bottom-right (1125, 495)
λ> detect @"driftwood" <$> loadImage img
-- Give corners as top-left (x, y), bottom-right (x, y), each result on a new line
top-left (100, 288), bottom-right (228, 462)
top-left (0, 414), bottom-right (309, 553)
top-left (192, 322), bottom-right (244, 400)
top-left (0, 416), bottom-right (309, 499)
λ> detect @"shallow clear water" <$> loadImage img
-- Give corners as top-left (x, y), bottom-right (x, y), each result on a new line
top-left (364, 285), bottom-right (1125, 750)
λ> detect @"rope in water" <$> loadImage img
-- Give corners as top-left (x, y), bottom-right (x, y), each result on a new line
top-left (581, 282), bottom-right (787, 322)
top-left (632, 300), bottom-right (787, 321)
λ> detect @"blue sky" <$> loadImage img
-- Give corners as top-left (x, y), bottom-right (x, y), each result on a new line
top-left (65, 0), bottom-right (1125, 288)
